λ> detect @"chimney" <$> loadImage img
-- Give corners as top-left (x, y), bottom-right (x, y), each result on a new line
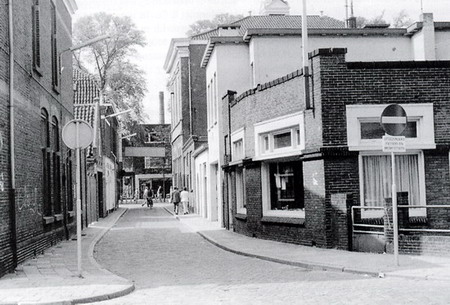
top-left (346, 0), bottom-right (357, 28)
top-left (159, 91), bottom-right (165, 124)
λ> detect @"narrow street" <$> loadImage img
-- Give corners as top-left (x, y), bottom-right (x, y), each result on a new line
top-left (90, 204), bottom-right (450, 305)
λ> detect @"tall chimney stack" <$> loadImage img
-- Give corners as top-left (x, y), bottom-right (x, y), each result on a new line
top-left (159, 91), bottom-right (165, 124)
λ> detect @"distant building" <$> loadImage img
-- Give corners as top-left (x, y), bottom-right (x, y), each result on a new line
top-left (73, 68), bottom-right (122, 221)
top-left (122, 124), bottom-right (172, 201)
top-left (164, 37), bottom-right (210, 212)
top-left (0, 0), bottom-right (77, 276)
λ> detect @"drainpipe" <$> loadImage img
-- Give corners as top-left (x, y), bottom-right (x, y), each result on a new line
top-left (8, 0), bottom-right (18, 268)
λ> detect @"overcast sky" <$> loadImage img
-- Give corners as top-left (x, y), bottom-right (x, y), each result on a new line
top-left (73, 0), bottom-right (450, 123)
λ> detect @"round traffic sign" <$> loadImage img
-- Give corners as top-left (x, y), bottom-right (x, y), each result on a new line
top-left (380, 104), bottom-right (407, 136)
top-left (62, 119), bottom-right (93, 149)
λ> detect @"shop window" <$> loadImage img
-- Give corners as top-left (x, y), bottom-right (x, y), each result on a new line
top-left (261, 161), bottom-right (304, 218)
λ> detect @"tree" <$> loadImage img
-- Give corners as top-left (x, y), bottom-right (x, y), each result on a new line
top-left (392, 10), bottom-right (413, 28)
top-left (73, 13), bottom-right (147, 123)
top-left (356, 11), bottom-right (388, 28)
top-left (186, 13), bottom-right (244, 36)
top-left (107, 61), bottom-right (148, 124)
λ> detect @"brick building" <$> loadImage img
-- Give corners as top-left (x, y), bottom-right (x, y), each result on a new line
top-left (122, 124), bottom-right (172, 201)
top-left (73, 68), bottom-right (122, 222)
top-left (0, 0), bottom-right (77, 276)
top-left (200, 6), bottom-right (450, 227)
top-left (222, 48), bottom-right (450, 255)
top-left (164, 38), bottom-right (209, 212)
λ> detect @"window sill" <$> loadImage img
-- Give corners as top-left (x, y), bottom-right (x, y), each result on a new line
top-left (261, 216), bottom-right (305, 225)
top-left (43, 216), bottom-right (55, 225)
top-left (54, 214), bottom-right (64, 221)
top-left (68, 211), bottom-right (75, 218)
top-left (235, 213), bottom-right (247, 221)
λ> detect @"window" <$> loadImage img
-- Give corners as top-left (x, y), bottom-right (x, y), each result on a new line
top-left (51, 117), bottom-right (61, 215)
top-left (50, 0), bottom-right (59, 91)
top-left (233, 139), bottom-right (243, 160)
top-left (235, 167), bottom-right (246, 214)
top-left (144, 157), bottom-right (151, 169)
top-left (41, 109), bottom-right (51, 216)
top-left (262, 161), bottom-right (304, 217)
top-left (360, 121), bottom-right (417, 140)
top-left (254, 112), bottom-right (304, 160)
top-left (260, 127), bottom-right (300, 155)
top-left (346, 104), bottom-right (435, 151)
top-left (32, 0), bottom-right (41, 73)
top-left (145, 132), bottom-right (161, 143)
top-left (360, 152), bottom-right (425, 217)
top-left (231, 128), bottom-right (245, 162)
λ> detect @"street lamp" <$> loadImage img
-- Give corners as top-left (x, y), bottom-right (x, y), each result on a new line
top-left (59, 34), bottom-right (111, 73)
top-left (59, 34), bottom-right (110, 278)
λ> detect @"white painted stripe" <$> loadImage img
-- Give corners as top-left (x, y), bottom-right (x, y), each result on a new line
top-left (381, 116), bottom-right (407, 124)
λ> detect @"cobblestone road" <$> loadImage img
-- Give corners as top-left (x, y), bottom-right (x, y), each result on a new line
top-left (91, 205), bottom-right (450, 305)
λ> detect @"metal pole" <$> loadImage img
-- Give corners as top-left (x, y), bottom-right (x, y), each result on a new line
top-left (391, 151), bottom-right (399, 266)
top-left (75, 122), bottom-right (82, 277)
top-left (301, 0), bottom-right (311, 109)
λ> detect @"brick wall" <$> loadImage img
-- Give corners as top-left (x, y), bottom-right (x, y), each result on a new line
top-left (189, 44), bottom-right (208, 138)
top-left (0, 0), bottom-right (75, 276)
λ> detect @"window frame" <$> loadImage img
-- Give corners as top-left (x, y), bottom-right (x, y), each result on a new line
top-left (144, 156), bottom-right (151, 169)
top-left (50, 0), bottom-right (59, 92)
top-left (346, 103), bottom-right (435, 151)
top-left (358, 150), bottom-right (426, 218)
top-left (254, 112), bottom-right (304, 161)
top-left (32, 0), bottom-right (42, 75)
top-left (235, 166), bottom-right (246, 214)
top-left (231, 128), bottom-right (245, 163)
top-left (261, 161), bottom-right (305, 218)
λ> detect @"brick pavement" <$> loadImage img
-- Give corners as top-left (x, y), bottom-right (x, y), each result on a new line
top-left (0, 207), bottom-right (134, 305)
top-left (3, 203), bottom-right (450, 305)
top-left (89, 204), bottom-right (450, 305)
top-left (167, 205), bottom-right (450, 281)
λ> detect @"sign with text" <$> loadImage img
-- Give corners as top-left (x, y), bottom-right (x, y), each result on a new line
top-left (382, 135), bottom-right (406, 152)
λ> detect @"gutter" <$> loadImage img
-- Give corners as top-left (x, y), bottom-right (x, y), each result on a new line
top-left (8, 0), bottom-right (18, 268)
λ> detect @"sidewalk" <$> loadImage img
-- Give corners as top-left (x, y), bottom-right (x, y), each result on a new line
top-left (164, 204), bottom-right (450, 282)
top-left (0, 208), bottom-right (134, 305)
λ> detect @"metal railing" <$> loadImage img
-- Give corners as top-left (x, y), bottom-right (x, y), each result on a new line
top-left (351, 206), bottom-right (385, 235)
top-left (352, 205), bottom-right (450, 235)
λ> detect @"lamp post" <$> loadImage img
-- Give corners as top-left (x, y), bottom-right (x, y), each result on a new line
top-left (59, 34), bottom-right (110, 74)
top-left (59, 34), bottom-right (110, 278)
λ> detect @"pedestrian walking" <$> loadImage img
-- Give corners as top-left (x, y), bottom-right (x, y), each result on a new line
top-left (142, 186), bottom-right (153, 208)
top-left (156, 186), bottom-right (162, 202)
top-left (171, 187), bottom-right (181, 215)
top-left (180, 187), bottom-right (189, 215)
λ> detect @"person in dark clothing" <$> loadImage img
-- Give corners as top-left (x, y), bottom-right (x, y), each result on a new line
top-left (171, 187), bottom-right (181, 215)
